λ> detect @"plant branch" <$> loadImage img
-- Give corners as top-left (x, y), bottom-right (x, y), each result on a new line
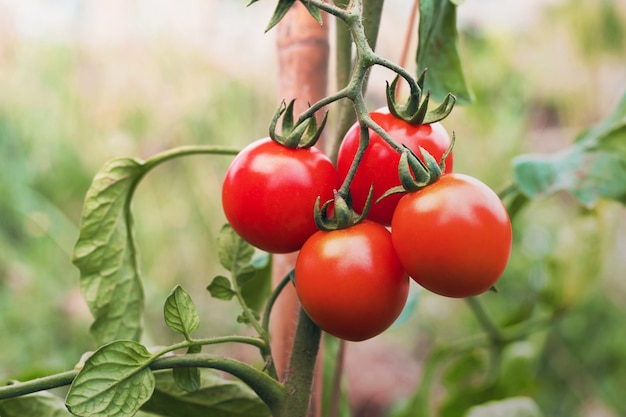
top-left (0, 335), bottom-right (268, 401)
top-left (0, 371), bottom-right (78, 400)
top-left (274, 308), bottom-right (322, 417)
top-left (152, 354), bottom-right (285, 411)
top-left (465, 297), bottom-right (506, 345)
top-left (262, 272), bottom-right (294, 336)
top-left (142, 145), bottom-right (240, 172)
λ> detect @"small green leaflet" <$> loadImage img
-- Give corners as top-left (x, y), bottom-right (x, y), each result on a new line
top-left (207, 276), bottom-right (236, 301)
top-left (0, 390), bottom-right (73, 417)
top-left (172, 345), bottom-right (203, 393)
top-left (217, 224), bottom-right (254, 275)
top-left (141, 371), bottom-right (270, 417)
top-left (210, 225), bottom-right (271, 313)
top-left (463, 397), bottom-right (544, 417)
top-left (163, 286), bottom-right (200, 340)
top-left (72, 158), bottom-right (146, 346)
top-left (163, 285), bottom-right (203, 393)
top-left (240, 252), bottom-right (272, 312)
top-left (66, 340), bottom-right (156, 417)
top-left (416, 0), bottom-right (473, 105)
top-left (513, 92), bottom-right (626, 206)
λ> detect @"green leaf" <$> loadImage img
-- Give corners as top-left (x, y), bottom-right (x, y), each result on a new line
top-left (240, 253), bottom-right (273, 311)
top-left (302, 3), bottom-right (323, 26)
top-left (235, 263), bottom-right (257, 288)
top-left (265, 0), bottom-right (296, 32)
top-left (172, 345), bottom-right (202, 393)
top-left (163, 286), bottom-right (200, 339)
top-left (416, 0), bottom-right (473, 104)
top-left (463, 397), bottom-right (544, 417)
top-left (141, 371), bottom-right (270, 417)
top-left (442, 352), bottom-right (486, 389)
top-left (66, 340), bottom-right (156, 417)
top-left (207, 276), bottom-right (236, 301)
top-left (0, 390), bottom-right (73, 417)
top-left (72, 157), bottom-right (146, 346)
top-left (217, 224), bottom-right (255, 274)
top-left (513, 92), bottom-right (626, 206)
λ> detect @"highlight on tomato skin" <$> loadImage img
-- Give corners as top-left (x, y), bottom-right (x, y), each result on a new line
top-left (390, 173), bottom-right (513, 298)
top-left (221, 137), bottom-right (339, 254)
top-left (294, 220), bottom-right (410, 342)
top-left (337, 106), bottom-right (454, 227)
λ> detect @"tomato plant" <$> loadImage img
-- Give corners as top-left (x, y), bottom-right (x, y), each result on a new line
top-left (337, 107), bottom-right (453, 225)
top-left (5, 1), bottom-right (626, 417)
top-left (222, 137), bottom-right (339, 253)
top-left (391, 173), bottom-right (512, 298)
top-left (294, 220), bottom-right (409, 341)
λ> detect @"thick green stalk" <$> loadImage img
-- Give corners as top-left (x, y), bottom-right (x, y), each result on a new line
top-left (0, 335), bottom-right (268, 400)
top-left (465, 297), bottom-right (506, 345)
top-left (152, 354), bottom-right (285, 412)
top-left (274, 308), bottom-right (322, 417)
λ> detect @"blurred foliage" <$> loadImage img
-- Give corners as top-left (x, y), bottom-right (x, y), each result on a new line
top-left (390, 1), bottom-right (626, 417)
top-left (0, 1), bottom-right (625, 417)
top-left (0, 36), bottom-right (275, 378)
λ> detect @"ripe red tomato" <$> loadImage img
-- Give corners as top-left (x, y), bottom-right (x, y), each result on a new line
top-left (337, 107), bottom-right (453, 226)
top-left (295, 221), bottom-right (409, 341)
top-left (391, 174), bottom-right (512, 298)
top-left (222, 138), bottom-right (339, 253)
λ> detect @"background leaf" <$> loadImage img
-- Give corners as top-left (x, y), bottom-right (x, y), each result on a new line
top-left (265, 0), bottom-right (296, 32)
top-left (217, 224), bottom-right (254, 274)
top-left (513, 92), bottom-right (626, 206)
top-left (240, 253), bottom-right (273, 312)
top-left (163, 285), bottom-right (200, 339)
top-left (66, 340), bottom-right (156, 417)
top-left (463, 397), bottom-right (544, 417)
top-left (72, 158), bottom-right (146, 346)
top-left (207, 276), bottom-right (236, 301)
top-left (416, 0), bottom-right (473, 104)
top-left (141, 371), bottom-right (270, 417)
top-left (0, 391), bottom-right (73, 417)
top-left (172, 345), bottom-right (202, 393)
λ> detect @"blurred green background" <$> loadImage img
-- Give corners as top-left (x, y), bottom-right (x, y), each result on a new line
top-left (0, 1), bottom-right (625, 416)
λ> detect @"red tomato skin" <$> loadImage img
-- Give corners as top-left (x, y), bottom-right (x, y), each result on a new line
top-left (337, 107), bottom-right (453, 226)
top-left (295, 221), bottom-right (409, 341)
top-left (391, 174), bottom-right (512, 298)
top-left (222, 138), bottom-right (339, 253)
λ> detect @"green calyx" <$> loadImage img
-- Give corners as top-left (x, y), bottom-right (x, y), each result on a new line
top-left (386, 70), bottom-right (456, 125)
top-left (377, 133), bottom-right (455, 202)
top-left (269, 99), bottom-right (328, 149)
top-left (314, 188), bottom-right (374, 232)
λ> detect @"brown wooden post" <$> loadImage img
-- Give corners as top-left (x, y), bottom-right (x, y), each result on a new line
top-left (272, 3), bottom-right (329, 416)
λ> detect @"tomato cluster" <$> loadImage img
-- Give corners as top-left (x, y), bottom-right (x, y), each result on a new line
top-left (222, 110), bottom-right (512, 342)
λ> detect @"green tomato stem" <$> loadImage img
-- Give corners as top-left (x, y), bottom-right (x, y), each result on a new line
top-left (273, 308), bottom-right (322, 417)
top-left (301, 0), bottom-right (413, 196)
top-left (261, 272), bottom-right (293, 337)
top-left (142, 145), bottom-right (240, 171)
top-left (0, 335), bottom-right (269, 401)
top-left (0, 370), bottom-right (79, 400)
top-left (151, 354), bottom-right (285, 412)
top-left (465, 297), bottom-right (506, 345)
